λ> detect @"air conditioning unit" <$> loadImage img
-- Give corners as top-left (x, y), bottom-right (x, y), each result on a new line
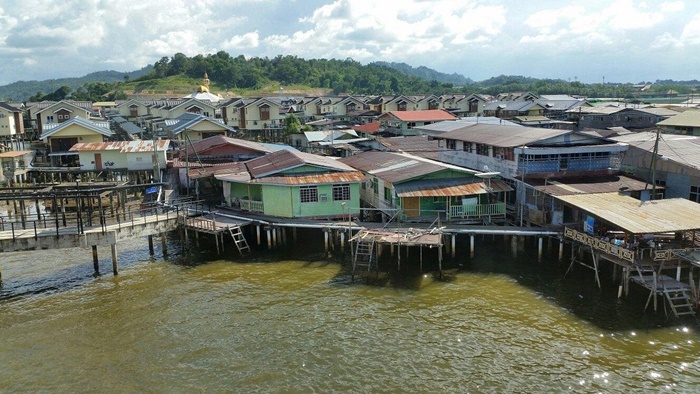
top-left (495, 154), bottom-right (502, 160)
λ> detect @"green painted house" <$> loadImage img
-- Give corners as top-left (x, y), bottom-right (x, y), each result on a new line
top-left (215, 149), bottom-right (365, 219)
top-left (339, 151), bottom-right (512, 223)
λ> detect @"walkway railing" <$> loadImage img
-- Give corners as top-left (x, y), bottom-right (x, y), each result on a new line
top-left (240, 199), bottom-right (264, 213)
top-left (0, 198), bottom-right (206, 241)
top-left (448, 203), bottom-right (506, 220)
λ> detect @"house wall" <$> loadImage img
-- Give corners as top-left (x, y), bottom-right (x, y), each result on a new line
top-left (0, 109), bottom-right (18, 136)
top-left (78, 150), bottom-right (167, 171)
top-left (620, 145), bottom-right (700, 200)
top-left (261, 184), bottom-right (295, 217)
top-left (38, 105), bottom-right (89, 131)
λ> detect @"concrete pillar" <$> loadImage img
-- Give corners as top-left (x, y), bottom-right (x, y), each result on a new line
top-left (111, 244), bottom-right (118, 275)
top-left (267, 228), bottom-right (272, 250)
top-left (538, 237), bottom-right (543, 262)
top-left (324, 230), bottom-right (329, 254)
top-left (451, 234), bottom-right (456, 259)
top-left (256, 225), bottom-right (261, 246)
top-left (470, 234), bottom-right (475, 258)
top-left (148, 235), bottom-right (154, 255)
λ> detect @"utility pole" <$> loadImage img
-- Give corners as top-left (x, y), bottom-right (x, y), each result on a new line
top-left (650, 128), bottom-right (661, 200)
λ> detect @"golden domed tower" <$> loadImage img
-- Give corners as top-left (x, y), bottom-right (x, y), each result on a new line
top-left (197, 72), bottom-right (210, 93)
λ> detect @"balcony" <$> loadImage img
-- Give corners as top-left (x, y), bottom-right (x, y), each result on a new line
top-left (239, 199), bottom-right (264, 213)
top-left (448, 203), bottom-right (506, 220)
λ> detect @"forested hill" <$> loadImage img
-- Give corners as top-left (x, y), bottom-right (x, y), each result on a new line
top-left (2, 51), bottom-right (698, 102)
top-left (372, 61), bottom-right (473, 86)
top-left (0, 66), bottom-right (152, 102)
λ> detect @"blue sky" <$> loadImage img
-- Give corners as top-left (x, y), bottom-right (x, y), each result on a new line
top-left (0, 0), bottom-right (698, 85)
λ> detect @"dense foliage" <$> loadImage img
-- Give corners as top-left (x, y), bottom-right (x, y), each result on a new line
top-left (0, 67), bottom-right (151, 102)
top-left (2, 51), bottom-right (698, 102)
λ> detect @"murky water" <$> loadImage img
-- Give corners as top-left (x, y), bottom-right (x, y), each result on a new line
top-left (0, 235), bottom-right (699, 392)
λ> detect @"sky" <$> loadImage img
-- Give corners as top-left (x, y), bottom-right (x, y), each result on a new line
top-left (0, 0), bottom-right (698, 86)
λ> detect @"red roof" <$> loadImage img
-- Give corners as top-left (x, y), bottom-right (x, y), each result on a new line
top-left (385, 109), bottom-right (456, 122)
top-left (352, 121), bottom-right (381, 134)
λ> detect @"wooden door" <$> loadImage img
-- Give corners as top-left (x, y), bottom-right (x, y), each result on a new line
top-left (403, 197), bottom-right (420, 217)
top-left (94, 153), bottom-right (102, 170)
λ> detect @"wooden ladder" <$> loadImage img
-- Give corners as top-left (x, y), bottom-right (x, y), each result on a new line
top-left (353, 237), bottom-right (375, 273)
top-left (665, 290), bottom-right (696, 318)
top-left (228, 225), bottom-right (250, 256)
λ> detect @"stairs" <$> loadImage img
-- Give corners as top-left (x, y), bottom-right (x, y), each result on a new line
top-left (665, 290), bottom-right (696, 317)
top-left (228, 225), bottom-right (250, 256)
top-left (353, 237), bottom-right (376, 272)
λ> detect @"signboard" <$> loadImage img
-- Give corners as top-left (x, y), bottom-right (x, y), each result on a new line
top-left (584, 215), bottom-right (595, 235)
top-left (145, 186), bottom-right (159, 195)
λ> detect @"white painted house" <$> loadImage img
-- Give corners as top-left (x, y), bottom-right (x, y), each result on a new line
top-left (69, 140), bottom-right (170, 172)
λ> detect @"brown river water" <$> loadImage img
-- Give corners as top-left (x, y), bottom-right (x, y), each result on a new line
top-left (0, 234), bottom-right (699, 392)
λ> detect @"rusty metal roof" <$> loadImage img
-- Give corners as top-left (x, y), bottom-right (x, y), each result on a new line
top-left (0, 150), bottom-right (33, 158)
top-left (339, 150), bottom-right (455, 183)
top-left (395, 179), bottom-right (512, 197)
top-left (555, 192), bottom-right (700, 234)
top-left (246, 149), bottom-right (354, 178)
top-left (69, 140), bottom-right (170, 153)
top-left (436, 123), bottom-right (572, 147)
top-left (215, 170), bottom-right (365, 185)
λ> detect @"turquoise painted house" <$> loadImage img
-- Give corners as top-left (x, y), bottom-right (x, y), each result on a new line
top-left (339, 151), bottom-right (513, 223)
top-left (215, 149), bottom-right (365, 219)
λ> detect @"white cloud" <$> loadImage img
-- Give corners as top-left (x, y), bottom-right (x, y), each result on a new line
top-left (0, 0), bottom-right (699, 87)
top-left (680, 14), bottom-right (700, 45)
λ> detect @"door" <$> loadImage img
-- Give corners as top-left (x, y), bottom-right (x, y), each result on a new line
top-left (403, 197), bottom-right (420, 217)
top-left (94, 153), bottom-right (102, 170)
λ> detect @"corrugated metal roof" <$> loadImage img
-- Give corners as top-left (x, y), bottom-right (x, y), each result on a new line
top-left (395, 179), bottom-right (512, 197)
top-left (657, 110), bottom-right (700, 127)
top-left (555, 192), bottom-right (700, 234)
top-left (246, 149), bottom-right (354, 178)
top-left (340, 151), bottom-right (447, 183)
top-left (248, 171), bottom-right (365, 185)
top-left (69, 140), bottom-right (170, 153)
top-left (383, 109), bottom-right (456, 122)
top-left (0, 150), bottom-right (33, 158)
top-left (436, 123), bottom-right (571, 147)
top-left (532, 176), bottom-right (652, 196)
top-left (612, 132), bottom-right (700, 171)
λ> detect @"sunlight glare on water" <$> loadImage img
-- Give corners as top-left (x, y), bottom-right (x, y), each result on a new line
top-left (0, 237), bottom-right (698, 392)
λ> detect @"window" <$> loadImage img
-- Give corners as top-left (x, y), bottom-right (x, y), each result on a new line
top-left (446, 139), bottom-right (456, 150)
top-left (384, 187), bottom-right (392, 201)
top-left (476, 144), bottom-right (489, 156)
top-left (300, 186), bottom-right (318, 203)
top-left (691, 186), bottom-right (700, 203)
top-left (332, 184), bottom-right (350, 201)
top-left (407, 122), bottom-right (416, 129)
top-left (373, 178), bottom-right (379, 194)
top-left (463, 142), bottom-right (473, 152)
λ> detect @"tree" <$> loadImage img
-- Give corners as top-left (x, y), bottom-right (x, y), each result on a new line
top-left (283, 114), bottom-right (302, 135)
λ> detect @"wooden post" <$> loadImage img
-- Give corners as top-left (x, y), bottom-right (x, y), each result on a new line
top-left (538, 237), bottom-right (543, 262)
top-left (161, 233), bottom-right (168, 257)
top-left (215, 232), bottom-right (220, 255)
top-left (256, 225), bottom-right (261, 246)
top-left (397, 242), bottom-right (401, 271)
top-left (111, 243), bottom-right (118, 275)
top-left (451, 234), bottom-right (456, 259)
top-left (324, 230), bottom-right (329, 254)
top-left (272, 227), bottom-right (278, 249)
top-left (419, 245), bottom-right (423, 273)
top-left (511, 235), bottom-right (518, 257)
top-left (559, 239), bottom-right (564, 262)
top-left (438, 244), bottom-right (443, 280)
top-left (92, 245), bottom-right (100, 275)
top-left (340, 231), bottom-right (346, 250)
top-left (148, 235), bottom-right (154, 255)
top-left (267, 228), bottom-right (272, 250)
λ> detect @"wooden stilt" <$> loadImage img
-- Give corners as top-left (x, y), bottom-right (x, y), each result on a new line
top-left (451, 234), bottom-right (456, 259)
top-left (267, 228), bottom-right (272, 250)
top-left (111, 244), bottom-right (118, 275)
top-left (92, 245), bottom-right (100, 275)
top-left (215, 232), bottom-right (220, 255)
top-left (148, 235), bottom-right (154, 255)
top-left (538, 237), bottom-right (543, 262)
top-left (256, 225), bottom-right (261, 246)
top-left (559, 239), bottom-right (564, 262)
top-left (161, 233), bottom-right (168, 257)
